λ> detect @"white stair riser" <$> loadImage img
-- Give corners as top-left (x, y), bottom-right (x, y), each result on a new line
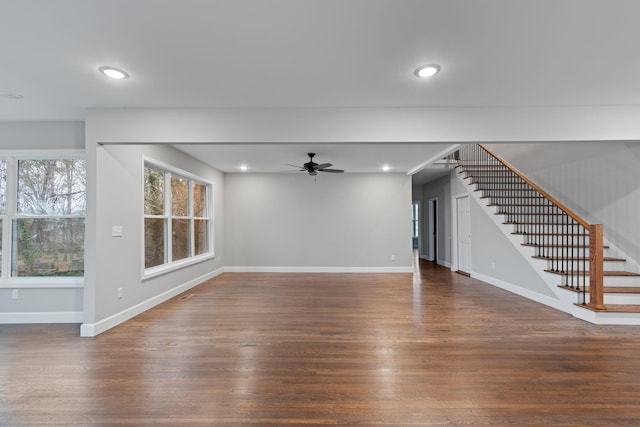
top-left (544, 260), bottom-right (625, 271)
top-left (582, 294), bottom-right (640, 305)
top-left (520, 236), bottom-right (589, 245)
top-left (508, 224), bottom-right (586, 233)
top-left (500, 214), bottom-right (578, 223)
top-left (557, 275), bottom-right (640, 287)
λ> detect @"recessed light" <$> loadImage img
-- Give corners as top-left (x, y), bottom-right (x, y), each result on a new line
top-left (0, 92), bottom-right (24, 100)
top-left (240, 165), bottom-right (248, 171)
top-left (382, 165), bottom-right (391, 172)
top-left (99, 66), bottom-right (130, 80)
top-left (414, 64), bottom-right (441, 78)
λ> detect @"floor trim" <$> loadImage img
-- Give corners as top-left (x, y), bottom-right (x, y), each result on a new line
top-left (80, 267), bottom-right (224, 337)
top-left (0, 311), bottom-right (83, 324)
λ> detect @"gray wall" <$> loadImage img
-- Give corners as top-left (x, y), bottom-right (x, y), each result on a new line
top-left (419, 167), bottom-right (555, 299)
top-left (421, 173), bottom-right (453, 265)
top-left (469, 195), bottom-right (556, 298)
top-left (491, 141), bottom-right (640, 263)
top-left (225, 173), bottom-right (413, 270)
top-left (83, 142), bottom-right (225, 334)
top-left (0, 121), bottom-right (84, 150)
top-left (0, 121), bottom-right (85, 323)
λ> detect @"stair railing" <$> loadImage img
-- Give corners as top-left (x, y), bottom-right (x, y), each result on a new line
top-left (449, 144), bottom-right (604, 309)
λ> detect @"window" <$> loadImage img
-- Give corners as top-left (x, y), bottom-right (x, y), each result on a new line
top-left (412, 203), bottom-right (419, 238)
top-left (0, 155), bottom-right (86, 279)
top-left (144, 161), bottom-right (212, 273)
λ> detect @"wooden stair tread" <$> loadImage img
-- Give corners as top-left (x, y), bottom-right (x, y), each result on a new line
top-left (559, 285), bottom-right (640, 294)
top-left (522, 243), bottom-right (607, 248)
top-left (515, 232), bottom-right (589, 236)
top-left (575, 303), bottom-right (640, 313)
top-left (487, 203), bottom-right (556, 208)
top-left (545, 270), bottom-right (640, 276)
top-left (496, 212), bottom-right (564, 215)
top-left (533, 255), bottom-right (625, 262)
top-left (505, 221), bottom-right (584, 225)
top-left (484, 196), bottom-right (545, 199)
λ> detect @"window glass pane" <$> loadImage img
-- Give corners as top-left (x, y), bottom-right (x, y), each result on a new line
top-left (144, 167), bottom-right (165, 215)
top-left (17, 159), bottom-right (86, 215)
top-left (171, 176), bottom-right (188, 217)
top-left (145, 218), bottom-right (165, 268)
top-left (172, 219), bottom-right (190, 261)
top-left (194, 219), bottom-right (208, 256)
top-left (193, 183), bottom-right (206, 217)
top-left (12, 218), bottom-right (85, 277)
top-left (0, 160), bottom-right (6, 214)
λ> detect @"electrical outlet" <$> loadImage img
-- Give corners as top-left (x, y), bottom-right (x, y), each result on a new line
top-left (11, 289), bottom-right (19, 300)
top-left (492, 262), bottom-right (496, 270)
top-left (117, 287), bottom-right (123, 299)
top-left (391, 255), bottom-right (396, 262)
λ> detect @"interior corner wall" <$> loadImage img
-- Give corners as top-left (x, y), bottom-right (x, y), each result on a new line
top-left (421, 173), bottom-right (453, 266)
top-left (83, 143), bottom-right (224, 335)
top-left (224, 173), bottom-right (413, 271)
top-left (490, 141), bottom-right (640, 263)
top-left (0, 121), bottom-right (85, 324)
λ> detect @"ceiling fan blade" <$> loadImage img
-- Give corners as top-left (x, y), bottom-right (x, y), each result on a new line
top-left (286, 164), bottom-right (304, 169)
top-left (315, 163), bottom-right (332, 170)
top-left (319, 168), bottom-right (344, 173)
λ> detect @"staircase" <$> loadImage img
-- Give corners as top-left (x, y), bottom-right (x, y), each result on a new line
top-left (452, 144), bottom-right (640, 324)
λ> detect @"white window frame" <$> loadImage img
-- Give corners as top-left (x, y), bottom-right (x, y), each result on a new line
top-left (0, 149), bottom-right (85, 289)
top-left (142, 157), bottom-right (214, 280)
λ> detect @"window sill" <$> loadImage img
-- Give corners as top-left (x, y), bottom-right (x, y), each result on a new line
top-left (0, 277), bottom-right (84, 289)
top-left (142, 253), bottom-right (216, 281)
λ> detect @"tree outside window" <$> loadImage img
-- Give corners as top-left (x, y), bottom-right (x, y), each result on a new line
top-left (144, 162), bottom-right (212, 273)
top-left (0, 158), bottom-right (86, 278)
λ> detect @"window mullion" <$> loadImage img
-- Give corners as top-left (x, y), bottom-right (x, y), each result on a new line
top-left (1, 158), bottom-right (17, 279)
top-left (189, 180), bottom-right (194, 257)
top-left (165, 172), bottom-right (172, 265)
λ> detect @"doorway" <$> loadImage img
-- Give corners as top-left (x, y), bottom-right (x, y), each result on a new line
top-left (428, 198), bottom-right (438, 263)
top-left (455, 195), bottom-right (472, 275)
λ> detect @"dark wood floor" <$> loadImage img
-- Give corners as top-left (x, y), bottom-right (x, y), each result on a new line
top-left (3, 259), bottom-right (640, 425)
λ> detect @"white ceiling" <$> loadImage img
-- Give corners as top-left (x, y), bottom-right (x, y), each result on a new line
top-left (176, 143), bottom-right (456, 177)
top-left (2, 1), bottom-right (640, 178)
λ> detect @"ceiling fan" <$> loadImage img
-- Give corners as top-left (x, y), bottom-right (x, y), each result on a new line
top-left (288, 153), bottom-right (344, 176)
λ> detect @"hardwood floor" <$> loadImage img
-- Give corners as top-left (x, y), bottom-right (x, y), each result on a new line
top-left (3, 259), bottom-right (640, 425)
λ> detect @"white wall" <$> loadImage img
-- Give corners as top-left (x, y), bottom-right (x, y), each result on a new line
top-left (225, 173), bottom-right (413, 271)
top-left (85, 106), bottom-right (640, 143)
top-left (491, 141), bottom-right (640, 263)
top-left (0, 121), bottom-right (85, 324)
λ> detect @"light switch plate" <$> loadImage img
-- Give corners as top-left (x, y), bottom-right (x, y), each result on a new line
top-left (111, 226), bottom-right (124, 237)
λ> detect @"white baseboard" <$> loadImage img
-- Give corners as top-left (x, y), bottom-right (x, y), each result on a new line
top-left (224, 266), bottom-right (415, 273)
top-left (0, 311), bottom-right (83, 324)
top-left (472, 272), bottom-right (566, 312)
top-left (80, 267), bottom-right (224, 337)
top-left (224, 266), bottom-right (414, 273)
top-left (437, 259), bottom-right (452, 268)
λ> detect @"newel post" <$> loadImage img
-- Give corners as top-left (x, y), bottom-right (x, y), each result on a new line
top-left (589, 224), bottom-right (605, 309)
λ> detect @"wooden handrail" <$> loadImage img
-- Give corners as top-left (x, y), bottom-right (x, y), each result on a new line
top-left (478, 144), bottom-right (590, 229)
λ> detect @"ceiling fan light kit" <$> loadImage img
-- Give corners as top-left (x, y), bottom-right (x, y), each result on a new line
top-left (288, 153), bottom-right (344, 176)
